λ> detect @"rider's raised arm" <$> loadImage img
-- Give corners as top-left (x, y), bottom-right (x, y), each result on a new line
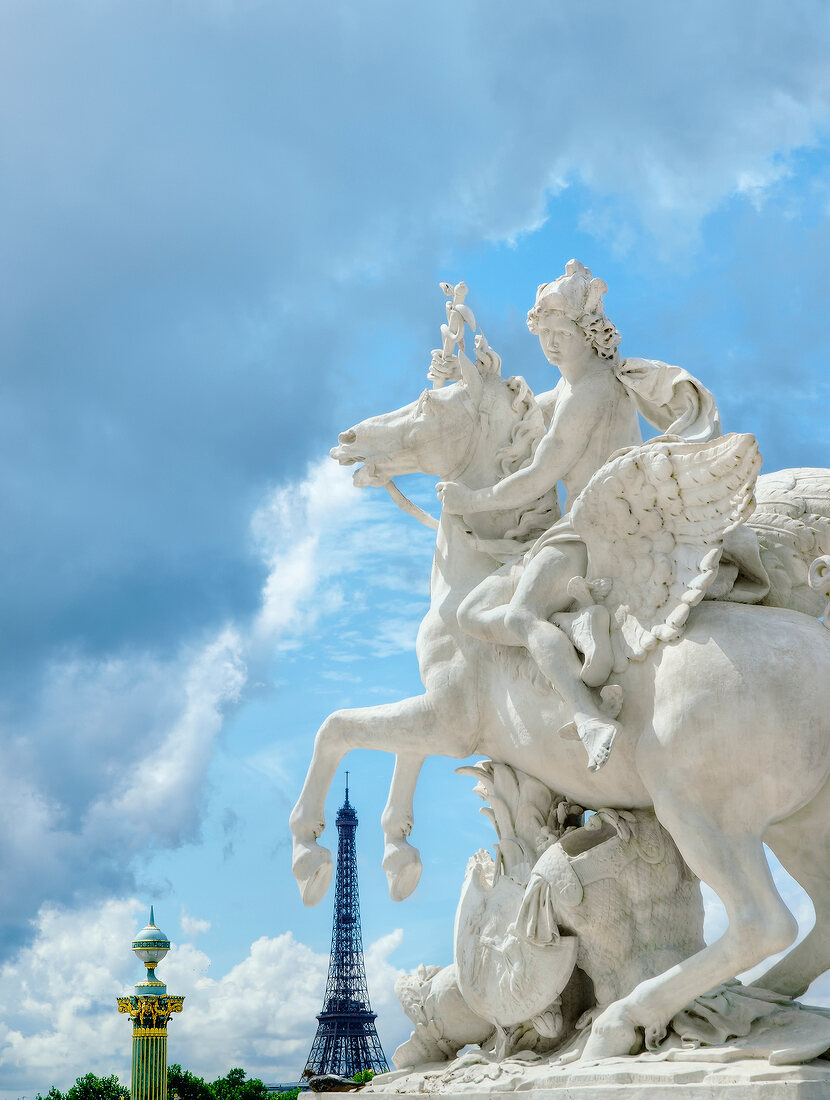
top-left (458, 380), bottom-right (600, 513)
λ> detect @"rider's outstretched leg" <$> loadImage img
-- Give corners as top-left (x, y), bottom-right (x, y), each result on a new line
top-left (457, 565), bottom-right (519, 645)
top-left (504, 541), bottom-right (620, 771)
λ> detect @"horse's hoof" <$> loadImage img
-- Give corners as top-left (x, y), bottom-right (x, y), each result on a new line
top-left (293, 840), bottom-right (333, 907)
top-left (383, 839), bottom-right (422, 901)
top-left (580, 1005), bottom-right (640, 1061)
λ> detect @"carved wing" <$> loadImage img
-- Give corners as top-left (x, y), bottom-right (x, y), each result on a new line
top-left (749, 468), bottom-right (830, 615)
top-left (569, 433), bottom-right (761, 668)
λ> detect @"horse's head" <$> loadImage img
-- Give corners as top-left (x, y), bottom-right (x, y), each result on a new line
top-left (331, 383), bottom-right (476, 488)
top-left (331, 341), bottom-right (547, 493)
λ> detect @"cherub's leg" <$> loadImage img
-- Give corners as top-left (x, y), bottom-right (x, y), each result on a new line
top-left (504, 541), bottom-right (619, 770)
top-left (457, 566), bottom-right (518, 645)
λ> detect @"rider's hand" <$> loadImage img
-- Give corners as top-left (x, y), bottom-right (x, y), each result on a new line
top-left (436, 480), bottom-right (475, 513)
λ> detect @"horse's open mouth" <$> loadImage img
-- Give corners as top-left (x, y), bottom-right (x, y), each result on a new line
top-left (330, 443), bottom-right (362, 466)
top-left (353, 461), bottom-right (384, 488)
top-left (329, 444), bottom-right (384, 487)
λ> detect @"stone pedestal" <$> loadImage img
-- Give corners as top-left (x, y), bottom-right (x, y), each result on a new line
top-left (350, 1057), bottom-right (830, 1097)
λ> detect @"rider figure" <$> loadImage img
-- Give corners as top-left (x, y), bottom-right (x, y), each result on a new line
top-left (437, 261), bottom-right (643, 771)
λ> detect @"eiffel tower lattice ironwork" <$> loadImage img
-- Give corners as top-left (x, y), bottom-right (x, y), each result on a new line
top-left (304, 774), bottom-right (390, 1079)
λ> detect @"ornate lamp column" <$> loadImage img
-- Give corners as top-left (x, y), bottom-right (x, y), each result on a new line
top-left (117, 908), bottom-right (185, 1100)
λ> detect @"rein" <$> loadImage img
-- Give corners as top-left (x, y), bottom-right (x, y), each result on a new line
top-left (384, 481), bottom-right (439, 531)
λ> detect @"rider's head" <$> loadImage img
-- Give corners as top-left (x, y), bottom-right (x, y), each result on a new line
top-left (527, 260), bottom-right (621, 365)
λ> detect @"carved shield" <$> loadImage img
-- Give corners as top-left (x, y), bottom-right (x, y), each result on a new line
top-left (453, 850), bottom-right (577, 1028)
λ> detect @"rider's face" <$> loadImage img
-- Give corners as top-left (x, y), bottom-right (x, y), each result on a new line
top-left (530, 311), bottom-right (584, 367)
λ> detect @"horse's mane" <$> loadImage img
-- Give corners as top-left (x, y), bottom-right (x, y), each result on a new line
top-left (494, 375), bottom-right (561, 544)
top-left (494, 375), bottom-right (544, 474)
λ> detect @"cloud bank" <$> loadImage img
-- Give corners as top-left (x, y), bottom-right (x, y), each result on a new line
top-left (0, 899), bottom-right (408, 1095)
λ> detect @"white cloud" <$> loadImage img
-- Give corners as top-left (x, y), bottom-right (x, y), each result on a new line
top-left (86, 633), bottom-right (246, 836)
top-left (180, 912), bottom-right (211, 938)
top-left (251, 460), bottom-right (360, 643)
top-left (0, 900), bottom-right (408, 1095)
top-left (369, 614), bottom-right (424, 659)
top-left (251, 459), bottom-right (435, 661)
top-left (86, 629), bottom-right (246, 846)
top-left (735, 160), bottom-right (794, 211)
top-left (0, 631), bottom-right (247, 947)
top-left (0, 899), bottom-right (139, 1094)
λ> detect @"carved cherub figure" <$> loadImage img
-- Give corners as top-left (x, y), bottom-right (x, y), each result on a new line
top-left (437, 261), bottom-right (723, 770)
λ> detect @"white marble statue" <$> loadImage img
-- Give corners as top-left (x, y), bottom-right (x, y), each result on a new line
top-left (389, 761), bottom-right (830, 1083)
top-left (290, 263), bottom-right (830, 1084)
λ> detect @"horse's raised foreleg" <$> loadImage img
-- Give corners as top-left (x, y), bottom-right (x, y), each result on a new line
top-left (382, 753), bottom-right (425, 902)
top-left (290, 693), bottom-right (470, 906)
top-left (582, 800), bottom-right (797, 1060)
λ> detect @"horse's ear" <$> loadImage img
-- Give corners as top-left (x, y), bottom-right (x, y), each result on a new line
top-left (458, 348), bottom-right (483, 401)
top-left (474, 332), bottom-right (502, 380)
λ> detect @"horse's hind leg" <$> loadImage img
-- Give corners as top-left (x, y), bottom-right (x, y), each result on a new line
top-left (758, 776), bottom-right (830, 997)
top-left (583, 799), bottom-right (797, 1060)
top-left (382, 754), bottom-right (425, 902)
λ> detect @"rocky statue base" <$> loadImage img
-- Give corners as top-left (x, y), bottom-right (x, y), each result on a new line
top-left (359, 1057), bottom-right (830, 1098)
top-left (291, 263), bottom-right (830, 1093)
top-left (366, 991), bottom-right (830, 1095)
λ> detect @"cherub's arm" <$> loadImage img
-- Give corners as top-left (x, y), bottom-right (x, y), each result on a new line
top-left (438, 381), bottom-right (599, 514)
top-left (535, 380), bottom-right (563, 428)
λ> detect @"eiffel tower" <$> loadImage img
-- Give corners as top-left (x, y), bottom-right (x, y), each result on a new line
top-left (304, 774), bottom-right (389, 1079)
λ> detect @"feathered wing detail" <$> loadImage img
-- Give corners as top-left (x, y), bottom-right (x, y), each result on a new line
top-left (749, 468), bottom-right (830, 615)
top-left (569, 433), bottom-right (762, 669)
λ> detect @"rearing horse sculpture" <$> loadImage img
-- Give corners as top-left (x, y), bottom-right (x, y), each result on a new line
top-left (290, 348), bottom-right (830, 1060)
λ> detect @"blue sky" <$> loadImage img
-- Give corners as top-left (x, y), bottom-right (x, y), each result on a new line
top-left (3, 0), bottom-right (830, 1092)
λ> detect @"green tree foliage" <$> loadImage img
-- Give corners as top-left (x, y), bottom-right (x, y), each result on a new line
top-left (168, 1063), bottom-right (213, 1100)
top-left (39, 1065), bottom-right (279, 1100)
top-left (167, 1064), bottom-right (270, 1100)
top-left (209, 1066), bottom-right (270, 1100)
top-left (35, 1073), bottom-right (129, 1100)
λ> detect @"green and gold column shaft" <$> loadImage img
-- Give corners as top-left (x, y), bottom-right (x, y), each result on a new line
top-left (132, 1021), bottom-right (165, 1100)
top-left (117, 909), bottom-right (185, 1100)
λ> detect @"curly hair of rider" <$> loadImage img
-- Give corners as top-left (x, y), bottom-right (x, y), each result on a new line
top-left (578, 311), bottom-right (622, 360)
